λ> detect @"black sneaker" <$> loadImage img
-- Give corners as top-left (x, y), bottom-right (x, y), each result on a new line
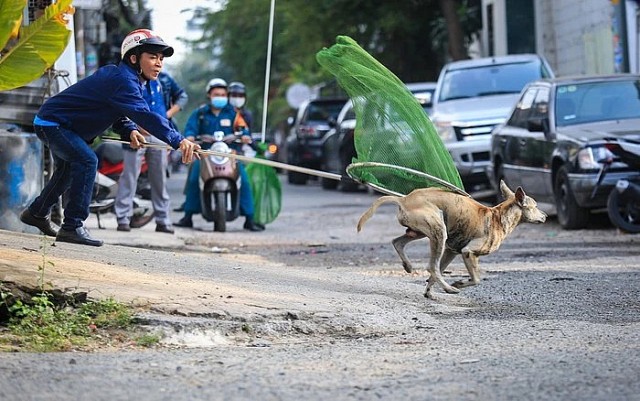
top-left (174, 216), bottom-right (193, 228)
top-left (155, 224), bottom-right (175, 234)
top-left (56, 227), bottom-right (103, 247)
top-left (116, 223), bottom-right (131, 232)
top-left (243, 219), bottom-right (265, 232)
top-left (20, 209), bottom-right (59, 237)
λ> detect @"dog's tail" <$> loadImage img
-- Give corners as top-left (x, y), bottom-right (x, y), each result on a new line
top-left (357, 195), bottom-right (403, 232)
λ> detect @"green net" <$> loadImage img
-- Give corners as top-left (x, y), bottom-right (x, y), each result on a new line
top-left (246, 143), bottom-right (282, 225)
top-left (316, 36), bottom-right (465, 195)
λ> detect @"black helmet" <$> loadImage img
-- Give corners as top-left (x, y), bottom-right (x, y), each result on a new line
top-left (228, 81), bottom-right (246, 95)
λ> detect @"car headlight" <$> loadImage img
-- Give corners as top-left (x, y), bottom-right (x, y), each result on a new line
top-left (434, 121), bottom-right (456, 143)
top-left (577, 146), bottom-right (614, 169)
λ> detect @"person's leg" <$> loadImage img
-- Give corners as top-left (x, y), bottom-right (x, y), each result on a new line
top-left (21, 126), bottom-right (71, 236)
top-left (27, 125), bottom-right (102, 246)
top-left (175, 159), bottom-right (201, 227)
top-left (145, 139), bottom-right (172, 231)
top-left (114, 148), bottom-right (143, 229)
top-left (28, 126), bottom-right (73, 218)
top-left (238, 163), bottom-right (263, 231)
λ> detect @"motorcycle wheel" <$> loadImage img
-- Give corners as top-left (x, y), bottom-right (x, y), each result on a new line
top-left (213, 192), bottom-right (227, 232)
top-left (607, 189), bottom-right (640, 233)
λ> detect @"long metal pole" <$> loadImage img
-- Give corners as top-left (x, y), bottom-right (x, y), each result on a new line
top-left (260, 0), bottom-right (276, 143)
top-left (102, 139), bottom-right (342, 181)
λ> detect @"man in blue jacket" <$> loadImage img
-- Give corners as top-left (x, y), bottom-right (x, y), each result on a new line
top-left (20, 29), bottom-right (200, 246)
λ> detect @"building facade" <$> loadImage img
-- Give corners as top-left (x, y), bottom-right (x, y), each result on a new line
top-left (481, 0), bottom-right (639, 76)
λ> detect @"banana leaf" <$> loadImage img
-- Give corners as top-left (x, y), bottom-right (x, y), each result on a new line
top-left (0, 0), bottom-right (25, 50)
top-left (246, 143), bottom-right (282, 225)
top-left (0, 0), bottom-right (73, 91)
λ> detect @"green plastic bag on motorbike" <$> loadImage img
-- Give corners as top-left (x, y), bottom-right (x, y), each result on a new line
top-left (246, 142), bottom-right (282, 225)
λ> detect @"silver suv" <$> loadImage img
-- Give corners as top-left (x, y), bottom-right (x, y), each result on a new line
top-left (431, 54), bottom-right (554, 191)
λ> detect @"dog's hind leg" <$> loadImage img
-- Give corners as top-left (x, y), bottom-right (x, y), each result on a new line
top-left (453, 246), bottom-right (482, 289)
top-left (421, 211), bottom-right (460, 298)
top-left (392, 230), bottom-right (426, 273)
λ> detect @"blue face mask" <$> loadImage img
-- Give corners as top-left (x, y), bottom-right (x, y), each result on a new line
top-left (211, 96), bottom-right (228, 108)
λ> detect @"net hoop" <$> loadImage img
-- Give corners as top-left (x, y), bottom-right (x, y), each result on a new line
top-left (346, 162), bottom-right (470, 197)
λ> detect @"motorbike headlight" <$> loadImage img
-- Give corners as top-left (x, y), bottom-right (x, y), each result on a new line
top-left (210, 142), bottom-right (231, 165)
top-left (577, 146), bottom-right (614, 170)
top-left (434, 121), bottom-right (456, 143)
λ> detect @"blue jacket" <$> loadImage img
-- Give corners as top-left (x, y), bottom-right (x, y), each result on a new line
top-left (36, 63), bottom-right (183, 149)
top-left (158, 72), bottom-right (188, 113)
top-left (142, 79), bottom-right (167, 117)
top-left (184, 103), bottom-right (249, 151)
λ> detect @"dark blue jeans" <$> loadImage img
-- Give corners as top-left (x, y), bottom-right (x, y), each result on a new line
top-left (30, 125), bottom-right (98, 230)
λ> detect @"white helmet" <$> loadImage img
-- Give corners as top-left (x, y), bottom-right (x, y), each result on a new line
top-left (121, 29), bottom-right (174, 59)
top-left (206, 78), bottom-right (228, 93)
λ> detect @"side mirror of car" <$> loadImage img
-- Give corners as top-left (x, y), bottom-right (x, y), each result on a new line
top-left (527, 117), bottom-right (547, 133)
top-left (327, 116), bottom-right (338, 128)
top-left (528, 117), bottom-right (555, 141)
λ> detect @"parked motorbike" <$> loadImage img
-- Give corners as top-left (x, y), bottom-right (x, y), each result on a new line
top-left (605, 139), bottom-right (640, 233)
top-left (199, 131), bottom-right (245, 232)
top-left (89, 142), bottom-right (151, 229)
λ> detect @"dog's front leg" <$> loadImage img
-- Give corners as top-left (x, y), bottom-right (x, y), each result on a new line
top-left (453, 247), bottom-right (482, 289)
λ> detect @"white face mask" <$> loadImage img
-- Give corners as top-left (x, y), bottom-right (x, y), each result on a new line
top-left (230, 97), bottom-right (246, 108)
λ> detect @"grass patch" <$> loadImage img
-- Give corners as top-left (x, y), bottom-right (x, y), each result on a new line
top-left (0, 288), bottom-right (159, 352)
top-left (0, 236), bottom-right (163, 352)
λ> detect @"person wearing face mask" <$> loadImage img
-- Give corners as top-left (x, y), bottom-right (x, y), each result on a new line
top-left (174, 78), bottom-right (264, 231)
top-left (228, 81), bottom-right (253, 130)
top-left (20, 29), bottom-right (200, 246)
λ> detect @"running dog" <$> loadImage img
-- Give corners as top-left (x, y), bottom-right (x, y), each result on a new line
top-left (357, 181), bottom-right (546, 298)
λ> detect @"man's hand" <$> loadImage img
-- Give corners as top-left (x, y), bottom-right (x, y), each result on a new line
top-left (179, 138), bottom-right (201, 164)
top-left (240, 135), bottom-right (253, 144)
top-left (129, 130), bottom-right (146, 149)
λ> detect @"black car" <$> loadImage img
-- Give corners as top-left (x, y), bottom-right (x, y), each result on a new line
top-left (320, 83), bottom-right (438, 192)
top-left (320, 99), bottom-right (361, 191)
top-left (488, 74), bottom-right (640, 229)
top-left (285, 98), bottom-right (347, 185)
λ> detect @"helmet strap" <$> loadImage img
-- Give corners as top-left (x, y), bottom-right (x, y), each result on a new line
top-left (127, 52), bottom-right (146, 79)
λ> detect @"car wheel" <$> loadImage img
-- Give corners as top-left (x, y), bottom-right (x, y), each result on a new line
top-left (340, 177), bottom-right (361, 192)
top-left (288, 171), bottom-right (308, 185)
top-left (554, 166), bottom-right (589, 229)
top-left (494, 163), bottom-right (506, 202)
top-left (321, 177), bottom-right (338, 190)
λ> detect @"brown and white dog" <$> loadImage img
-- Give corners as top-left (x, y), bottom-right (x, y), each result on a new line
top-left (357, 181), bottom-right (547, 298)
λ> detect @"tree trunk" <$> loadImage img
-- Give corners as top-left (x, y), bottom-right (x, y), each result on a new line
top-left (439, 0), bottom-right (469, 61)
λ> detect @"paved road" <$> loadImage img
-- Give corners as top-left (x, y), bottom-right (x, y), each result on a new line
top-left (1, 171), bottom-right (639, 401)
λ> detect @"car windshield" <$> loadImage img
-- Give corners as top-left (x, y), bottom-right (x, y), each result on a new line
top-left (439, 60), bottom-right (546, 102)
top-left (555, 79), bottom-right (640, 127)
top-left (306, 101), bottom-right (346, 122)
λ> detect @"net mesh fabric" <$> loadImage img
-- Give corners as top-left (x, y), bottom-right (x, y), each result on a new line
top-left (316, 36), bottom-right (464, 195)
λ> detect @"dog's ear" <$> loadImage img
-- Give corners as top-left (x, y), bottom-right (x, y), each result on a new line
top-left (515, 187), bottom-right (525, 206)
top-left (500, 180), bottom-right (515, 199)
